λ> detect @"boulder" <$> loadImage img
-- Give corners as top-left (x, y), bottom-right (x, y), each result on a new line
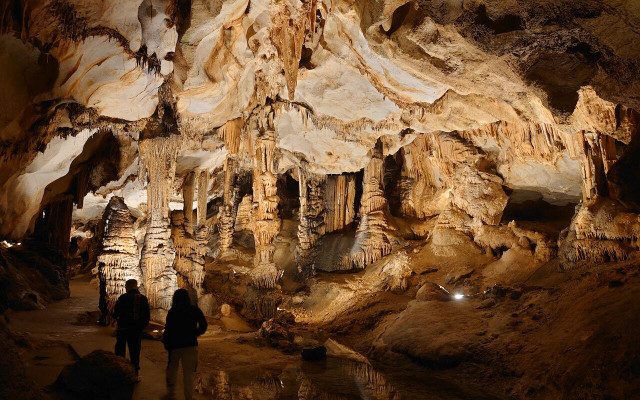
top-left (56, 350), bottom-right (137, 400)
top-left (260, 319), bottom-right (291, 343)
top-left (220, 303), bottom-right (232, 317)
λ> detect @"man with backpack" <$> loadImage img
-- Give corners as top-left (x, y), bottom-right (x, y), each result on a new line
top-left (113, 279), bottom-right (150, 376)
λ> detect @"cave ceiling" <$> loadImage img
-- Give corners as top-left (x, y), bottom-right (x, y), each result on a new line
top-left (0, 0), bottom-right (639, 239)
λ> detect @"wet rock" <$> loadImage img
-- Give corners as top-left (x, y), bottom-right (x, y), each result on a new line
top-left (302, 346), bottom-right (327, 362)
top-left (56, 350), bottom-right (137, 400)
top-left (415, 282), bottom-right (451, 301)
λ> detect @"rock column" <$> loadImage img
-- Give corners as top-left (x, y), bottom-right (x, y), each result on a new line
top-left (219, 158), bottom-right (239, 251)
top-left (296, 169), bottom-right (325, 277)
top-left (97, 196), bottom-right (141, 322)
top-left (250, 126), bottom-right (282, 289)
top-left (350, 142), bottom-right (393, 269)
top-left (182, 171), bottom-right (195, 236)
top-left (324, 174), bottom-right (356, 233)
top-left (139, 136), bottom-right (180, 321)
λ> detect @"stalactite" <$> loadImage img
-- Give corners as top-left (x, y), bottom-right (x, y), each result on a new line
top-left (97, 196), bottom-right (141, 322)
top-left (348, 143), bottom-right (394, 270)
top-left (139, 136), bottom-right (180, 319)
top-left (324, 174), bottom-right (356, 233)
top-left (564, 239), bottom-right (629, 263)
top-left (296, 169), bottom-right (326, 277)
top-left (75, 167), bottom-right (90, 209)
top-left (218, 118), bottom-right (243, 155)
top-left (182, 171), bottom-right (195, 236)
top-left (399, 132), bottom-right (507, 225)
top-left (578, 131), bottom-right (618, 202)
top-left (271, 0), bottom-right (317, 100)
top-left (249, 107), bottom-right (282, 289)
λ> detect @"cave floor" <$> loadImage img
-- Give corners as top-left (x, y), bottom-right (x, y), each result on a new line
top-left (5, 274), bottom-right (501, 399)
top-left (6, 274), bottom-right (195, 400)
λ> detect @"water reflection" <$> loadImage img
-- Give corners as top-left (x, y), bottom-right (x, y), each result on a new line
top-left (196, 356), bottom-right (482, 399)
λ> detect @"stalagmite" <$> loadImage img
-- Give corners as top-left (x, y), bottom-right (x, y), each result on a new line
top-left (182, 171), bottom-right (195, 236)
top-left (349, 143), bottom-right (394, 270)
top-left (249, 108), bottom-right (282, 289)
top-left (296, 170), bottom-right (326, 277)
top-left (97, 196), bottom-right (141, 322)
top-left (139, 136), bottom-right (180, 320)
top-left (324, 174), bottom-right (357, 233)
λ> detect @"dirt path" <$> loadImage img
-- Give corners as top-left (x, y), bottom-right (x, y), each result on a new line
top-left (6, 275), bottom-right (196, 400)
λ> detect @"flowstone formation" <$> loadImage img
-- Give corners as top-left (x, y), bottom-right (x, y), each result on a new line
top-left (1, 0), bottom-right (640, 397)
top-left (349, 143), bottom-right (394, 270)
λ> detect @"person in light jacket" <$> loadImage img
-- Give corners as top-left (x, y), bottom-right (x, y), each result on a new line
top-left (162, 289), bottom-right (207, 400)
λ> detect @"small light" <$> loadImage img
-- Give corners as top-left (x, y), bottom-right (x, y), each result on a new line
top-left (153, 329), bottom-right (159, 333)
top-left (16, 242), bottom-right (21, 246)
top-left (277, 306), bottom-right (282, 311)
top-left (453, 293), bottom-right (464, 300)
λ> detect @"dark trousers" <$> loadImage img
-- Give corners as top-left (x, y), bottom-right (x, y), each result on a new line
top-left (115, 329), bottom-right (142, 371)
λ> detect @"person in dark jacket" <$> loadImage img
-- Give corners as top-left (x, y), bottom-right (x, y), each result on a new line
top-left (162, 289), bottom-right (207, 400)
top-left (113, 279), bottom-right (150, 375)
